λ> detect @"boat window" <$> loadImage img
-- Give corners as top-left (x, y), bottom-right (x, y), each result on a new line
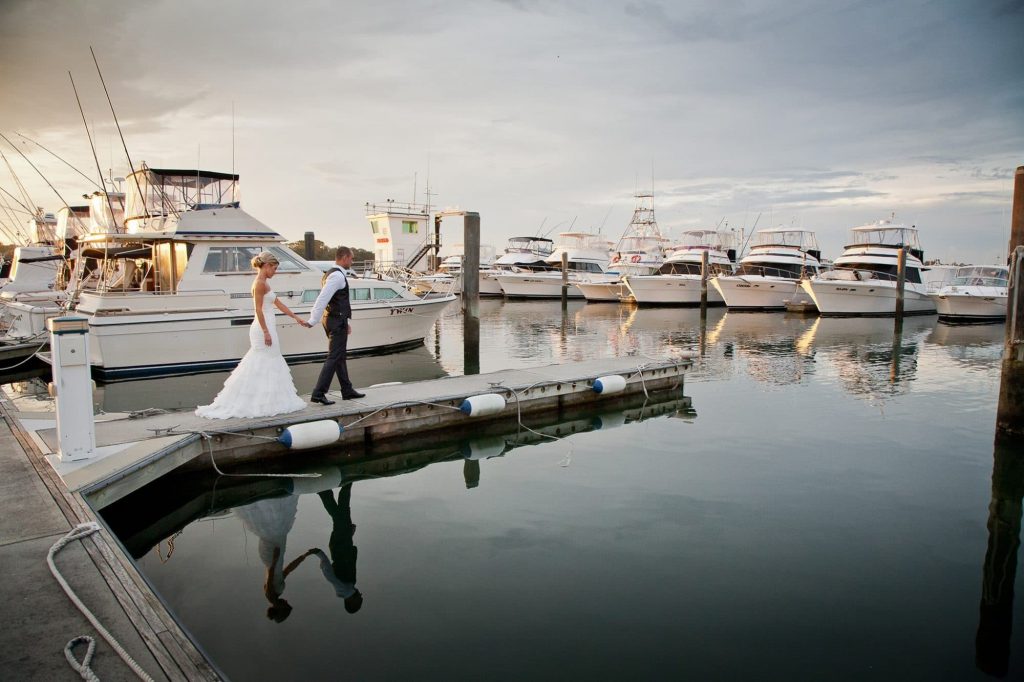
top-left (735, 263), bottom-right (804, 279)
top-left (659, 262), bottom-right (703, 275)
top-left (302, 289), bottom-right (320, 303)
top-left (372, 286), bottom-right (402, 300)
top-left (268, 247), bottom-right (306, 272)
top-left (350, 287), bottom-right (371, 301)
top-left (836, 262), bottom-right (921, 283)
top-left (203, 246), bottom-right (264, 273)
top-left (155, 242), bottom-right (189, 292)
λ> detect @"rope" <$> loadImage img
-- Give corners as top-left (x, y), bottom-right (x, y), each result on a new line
top-left (199, 432), bottom-right (321, 479)
top-left (47, 522), bottom-right (155, 682)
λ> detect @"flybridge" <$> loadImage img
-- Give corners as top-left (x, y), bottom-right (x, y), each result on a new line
top-left (125, 167), bottom-right (241, 224)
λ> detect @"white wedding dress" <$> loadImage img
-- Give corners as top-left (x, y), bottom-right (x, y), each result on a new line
top-left (195, 289), bottom-right (307, 419)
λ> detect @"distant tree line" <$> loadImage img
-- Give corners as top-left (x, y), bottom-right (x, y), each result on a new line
top-left (285, 238), bottom-right (373, 263)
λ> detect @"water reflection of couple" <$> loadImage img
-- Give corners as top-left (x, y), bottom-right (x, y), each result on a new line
top-left (235, 484), bottom-right (361, 622)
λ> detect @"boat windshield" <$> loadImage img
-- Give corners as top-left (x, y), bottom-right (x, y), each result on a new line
top-left (753, 229), bottom-right (817, 251)
top-left (952, 266), bottom-right (1008, 287)
top-left (848, 223), bottom-right (921, 249)
top-left (735, 263), bottom-right (806, 279)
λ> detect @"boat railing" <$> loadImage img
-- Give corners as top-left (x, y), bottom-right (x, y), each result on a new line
top-left (815, 264), bottom-right (922, 284)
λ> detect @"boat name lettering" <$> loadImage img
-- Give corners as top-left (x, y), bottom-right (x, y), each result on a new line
top-left (389, 306), bottom-right (415, 315)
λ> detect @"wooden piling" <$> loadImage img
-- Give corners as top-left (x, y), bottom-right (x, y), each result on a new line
top-left (700, 250), bottom-right (709, 317)
top-left (561, 251), bottom-right (569, 309)
top-left (462, 212), bottom-right (480, 319)
top-left (894, 246), bottom-right (906, 323)
top-left (997, 166), bottom-right (1024, 436)
top-left (303, 231), bottom-right (315, 260)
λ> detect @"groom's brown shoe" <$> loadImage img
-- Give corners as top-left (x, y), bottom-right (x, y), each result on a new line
top-left (341, 391), bottom-right (365, 400)
top-left (310, 396), bottom-right (336, 405)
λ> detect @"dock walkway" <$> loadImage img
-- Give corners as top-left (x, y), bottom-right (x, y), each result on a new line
top-left (0, 397), bottom-right (220, 680)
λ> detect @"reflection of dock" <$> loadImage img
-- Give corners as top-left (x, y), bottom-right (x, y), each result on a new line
top-left (15, 356), bottom-right (689, 510)
top-left (101, 384), bottom-right (695, 560)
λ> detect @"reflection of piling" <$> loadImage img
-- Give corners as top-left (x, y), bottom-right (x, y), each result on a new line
top-left (700, 250), bottom-right (709, 319)
top-left (997, 166), bottom-right (1024, 437)
top-left (976, 431), bottom-right (1024, 676)
top-left (894, 246), bottom-right (906, 326)
top-left (889, 325), bottom-right (902, 384)
top-left (463, 459), bottom-right (480, 489)
top-left (463, 314), bottom-right (480, 376)
top-left (561, 251), bottom-right (569, 309)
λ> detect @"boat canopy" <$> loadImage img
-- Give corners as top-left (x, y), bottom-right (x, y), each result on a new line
top-left (88, 191), bottom-right (126, 235)
top-left (753, 228), bottom-right (818, 251)
top-left (952, 265), bottom-right (1009, 286)
top-left (126, 167), bottom-right (240, 221)
top-left (56, 205), bottom-right (90, 241)
top-left (847, 221), bottom-right (921, 249)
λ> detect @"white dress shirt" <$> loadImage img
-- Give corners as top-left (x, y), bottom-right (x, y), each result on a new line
top-left (307, 268), bottom-right (349, 325)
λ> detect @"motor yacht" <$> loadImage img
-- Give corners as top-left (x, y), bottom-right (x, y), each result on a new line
top-left (800, 219), bottom-right (936, 316)
top-left (930, 265), bottom-right (1008, 322)
top-left (495, 232), bottom-right (611, 298)
top-left (624, 229), bottom-right (736, 305)
top-left (577, 192), bottom-right (666, 303)
top-left (52, 167), bottom-right (455, 380)
top-left (409, 243), bottom-right (496, 296)
top-left (712, 227), bottom-right (822, 310)
top-left (479, 236), bottom-right (555, 296)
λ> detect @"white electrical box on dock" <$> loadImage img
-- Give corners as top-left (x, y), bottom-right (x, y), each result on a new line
top-left (46, 317), bottom-right (96, 462)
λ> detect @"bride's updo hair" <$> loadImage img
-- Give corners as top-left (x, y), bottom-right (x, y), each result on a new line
top-left (251, 251), bottom-right (280, 269)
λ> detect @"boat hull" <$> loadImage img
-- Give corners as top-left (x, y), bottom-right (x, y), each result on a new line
top-left (576, 280), bottom-right (628, 302)
top-left (625, 275), bottom-right (725, 306)
top-left (800, 279), bottom-right (936, 316)
top-left (479, 272), bottom-right (504, 297)
top-left (932, 290), bottom-right (1007, 321)
top-left (711, 276), bottom-right (801, 310)
top-left (496, 273), bottom-right (584, 299)
top-left (81, 296), bottom-right (454, 380)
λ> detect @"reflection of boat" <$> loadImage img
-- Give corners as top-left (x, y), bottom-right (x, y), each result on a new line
top-left (712, 228), bottom-right (822, 310)
top-left (800, 220), bottom-right (937, 316)
top-left (930, 265), bottom-right (1008, 322)
top-left (713, 312), bottom-right (818, 385)
top-left (624, 229), bottom-right (736, 306)
top-left (496, 232), bottom-right (611, 299)
top-left (64, 168), bottom-right (455, 379)
top-left (795, 316), bottom-right (934, 399)
top-left (925, 319), bottom-right (1005, 368)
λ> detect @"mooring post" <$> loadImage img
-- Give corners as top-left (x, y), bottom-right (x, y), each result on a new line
top-left (894, 246), bottom-right (907, 325)
top-left (47, 316), bottom-right (95, 462)
top-left (303, 231), bottom-right (315, 260)
top-left (997, 165), bottom-right (1024, 437)
top-left (462, 212), bottom-right (481, 376)
top-left (561, 251), bottom-right (569, 309)
top-left (700, 249), bottom-right (709, 318)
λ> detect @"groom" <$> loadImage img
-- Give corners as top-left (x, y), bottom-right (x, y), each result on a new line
top-left (307, 246), bottom-right (365, 405)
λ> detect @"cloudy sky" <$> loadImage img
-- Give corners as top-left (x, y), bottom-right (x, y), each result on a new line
top-left (1, 0), bottom-right (1021, 263)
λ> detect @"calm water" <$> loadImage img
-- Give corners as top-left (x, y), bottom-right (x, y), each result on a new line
top-left (52, 300), bottom-right (1022, 680)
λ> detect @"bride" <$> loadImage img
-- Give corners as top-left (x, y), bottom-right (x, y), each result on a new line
top-left (196, 251), bottom-right (310, 419)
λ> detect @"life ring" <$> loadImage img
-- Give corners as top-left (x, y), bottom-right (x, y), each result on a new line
top-left (630, 254), bottom-right (641, 263)
top-left (611, 254), bottom-right (621, 263)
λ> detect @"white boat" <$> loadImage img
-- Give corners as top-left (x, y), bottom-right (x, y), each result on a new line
top-left (931, 265), bottom-right (1008, 322)
top-left (712, 227), bottom-right (822, 310)
top-left (58, 167), bottom-right (455, 380)
top-left (800, 219), bottom-right (937, 316)
top-left (409, 243), bottom-right (496, 296)
top-left (479, 236), bottom-right (555, 296)
top-left (578, 191), bottom-right (666, 303)
top-left (624, 229), bottom-right (737, 306)
top-left (495, 232), bottom-right (611, 299)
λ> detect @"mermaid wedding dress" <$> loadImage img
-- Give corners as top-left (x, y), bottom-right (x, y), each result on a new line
top-left (195, 289), bottom-right (307, 419)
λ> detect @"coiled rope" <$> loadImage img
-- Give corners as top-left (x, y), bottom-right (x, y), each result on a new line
top-left (47, 522), bottom-right (155, 681)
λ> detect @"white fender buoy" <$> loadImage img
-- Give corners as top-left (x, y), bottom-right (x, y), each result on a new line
top-left (675, 349), bottom-right (699, 359)
top-left (459, 393), bottom-right (506, 417)
top-left (592, 411), bottom-right (628, 430)
top-left (460, 436), bottom-right (508, 460)
top-left (593, 375), bottom-right (627, 395)
top-left (279, 420), bottom-right (343, 449)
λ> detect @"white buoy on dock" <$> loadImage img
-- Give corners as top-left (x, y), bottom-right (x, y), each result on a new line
top-left (47, 317), bottom-right (95, 462)
top-left (459, 393), bottom-right (506, 417)
top-left (593, 375), bottom-right (627, 395)
top-left (279, 420), bottom-right (343, 449)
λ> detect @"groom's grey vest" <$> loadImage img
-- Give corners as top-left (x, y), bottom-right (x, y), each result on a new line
top-left (323, 267), bottom-right (351, 320)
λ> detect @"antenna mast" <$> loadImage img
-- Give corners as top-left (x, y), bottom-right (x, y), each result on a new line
top-left (91, 46), bottom-right (145, 215)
